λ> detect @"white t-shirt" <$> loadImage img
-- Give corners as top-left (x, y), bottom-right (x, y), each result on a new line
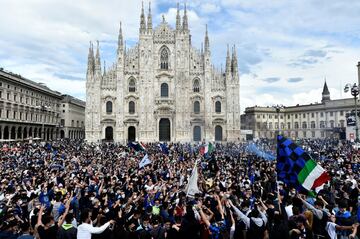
top-left (326, 222), bottom-right (337, 239)
top-left (77, 222), bottom-right (110, 239)
top-left (285, 205), bottom-right (293, 219)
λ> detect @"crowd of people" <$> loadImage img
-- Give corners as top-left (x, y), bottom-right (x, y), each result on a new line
top-left (0, 138), bottom-right (360, 239)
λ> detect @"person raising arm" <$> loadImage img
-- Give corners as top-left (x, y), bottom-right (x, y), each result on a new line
top-left (76, 208), bottom-right (115, 239)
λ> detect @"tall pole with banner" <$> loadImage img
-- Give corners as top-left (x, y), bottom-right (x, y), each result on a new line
top-left (345, 83), bottom-right (359, 142)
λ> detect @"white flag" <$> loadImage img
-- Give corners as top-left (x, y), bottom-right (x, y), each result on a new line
top-left (139, 154), bottom-right (151, 168)
top-left (185, 160), bottom-right (201, 197)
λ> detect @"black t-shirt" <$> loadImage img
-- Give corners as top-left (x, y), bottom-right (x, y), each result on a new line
top-left (167, 228), bottom-right (181, 239)
top-left (290, 228), bottom-right (312, 239)
top-left (137, 229), bottom-right (152, 239)
top-left (92, 228), bottom-right (112, 239)
top-left (37, 224), bottom-right (58, 239)
top-left (150, 226), bottom-right (166, 239)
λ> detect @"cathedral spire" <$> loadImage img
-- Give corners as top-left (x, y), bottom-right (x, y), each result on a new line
top-left (358, 62), bottom-right (360, 87)
top-left (140, 1), bottom-right (146, 34)
top-left (204, 24), bottom-right (210, 53)
top-left (183, 3), bottom-right (188, 32)
top-left (95, 40), bottom-right (101, 76)
top-left (232, 45), bottom-right (238, 78)
top-left (147, 2), bottom-right (152, 32)
top-left (117, 21), bottom-right (123, 54)
top-left (87, 41), bottom-right (94, 77)
top-left (230, 45), bottom-right (234, 73)
top-left (103, 60), bottom-right (106, 76)
top-left (176, 3), bottom-right (181, 31)
top-left (91, 42), bottom-right (95, 73)
top-left (225, 44), bottom-right (231, 75)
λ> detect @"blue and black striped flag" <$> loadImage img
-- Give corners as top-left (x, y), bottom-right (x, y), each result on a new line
top-left (277, 135), bottom-right (329, 192)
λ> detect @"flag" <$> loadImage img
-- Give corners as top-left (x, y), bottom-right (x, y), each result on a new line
top-left (200, 142), bottom-right (214, 155)
top-left (185, 160), bottom-right (201, 197)
top-left (139, 154), bottom-right (151, 168)
top-left (277, 135), bottom-right (330, 192)
top-left (140, 142), bottom-right (147, 151)
top-left (159, 143), bottom-right (169, 155)
top-left (52, 150), bottom-right (58, 159)
top-left (246, 143), bottom-right (276, 161)
top-left (128, 142), bottom-right (145, 152)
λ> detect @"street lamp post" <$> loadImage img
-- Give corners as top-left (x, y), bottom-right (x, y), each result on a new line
top-left (273, 104), bottom-right (284, 137)
top-left (344, 83), bottom-right (359, 142)
top-left (40, 105), bottom-right (46, 140)
top-left (36, 103), bottom-right (50, 141)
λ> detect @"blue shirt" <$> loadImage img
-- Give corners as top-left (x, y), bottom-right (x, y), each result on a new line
top-left (17, 234), bottom-right (34, 239)
top-left (39, 192), bottom-right (50, 208)
top-left (209, 221), bottom-right (227, 239)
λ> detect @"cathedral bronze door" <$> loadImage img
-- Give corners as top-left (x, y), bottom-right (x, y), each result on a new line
top-left (105, 126), bottom-right (113, 141)
top-left (159, 118), bottom-right (170, 141)
top-left (128, 126), bottom-right (136, 142)
top-left (215, 125), bottom-right (223, 141)
top-left (193, 126), bottom-right (201, 141)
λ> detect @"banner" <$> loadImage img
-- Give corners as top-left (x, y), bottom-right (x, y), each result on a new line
top-left (139, 154), bottom-right (151, 168)
top-left (185, 160), bottom-right (201, 197)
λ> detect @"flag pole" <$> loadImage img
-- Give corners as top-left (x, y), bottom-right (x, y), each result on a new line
top-left (275, 134), bottom-right (280, 194)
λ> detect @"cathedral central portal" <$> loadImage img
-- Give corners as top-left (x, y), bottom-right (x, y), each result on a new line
top-left (159, 118), bottom-right (170, 141)
top-left (105, 126), bottom-right (113, 141)
top-left (128, 126), bottom-right (136, 142)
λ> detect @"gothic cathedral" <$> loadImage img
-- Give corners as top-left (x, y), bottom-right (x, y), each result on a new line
top-left (85, 3), bottom-right (241, 143)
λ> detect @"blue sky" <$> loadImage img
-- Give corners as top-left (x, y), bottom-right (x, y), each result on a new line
top-left (1, 0), bottom-right (360, 113)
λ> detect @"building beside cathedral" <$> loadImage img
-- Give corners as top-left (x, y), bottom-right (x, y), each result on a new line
top-left (0, 68), bottom-right (85, 141)
top-left (85, 3), bottom-right (241, 143)
top-left (59, 95), bottom-right (85, 140)
top-left (241, 81), bottom-right (355, 140)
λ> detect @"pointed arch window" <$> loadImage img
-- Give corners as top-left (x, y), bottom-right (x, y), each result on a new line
top-left (194, 101), bottom-right (200, 113)
top-left (193, 79), bottom-right (200, 92)
top-left (129, 78), bottom-right (136, 92)
top-left (215, 101), bottom-right (221, 113)
top-left (106, 101), bottom-right (112, 114)
top-left (161, 83), bottom-right (169, 97)
top-left (160, 47), bottom-right (169, 70)
top-left (129, 101), bottom-right (135, 114)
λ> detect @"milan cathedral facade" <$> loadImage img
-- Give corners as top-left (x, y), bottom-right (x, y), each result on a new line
top-left (85, 3), bottom-right (241, 143)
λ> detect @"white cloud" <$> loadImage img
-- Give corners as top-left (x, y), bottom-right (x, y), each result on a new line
top-left (200, 3), bottom-right (221, 14)
top-left (4, 62), bottom-right (86, 99)
top-left (0, 0), bottom-right (152, 97)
